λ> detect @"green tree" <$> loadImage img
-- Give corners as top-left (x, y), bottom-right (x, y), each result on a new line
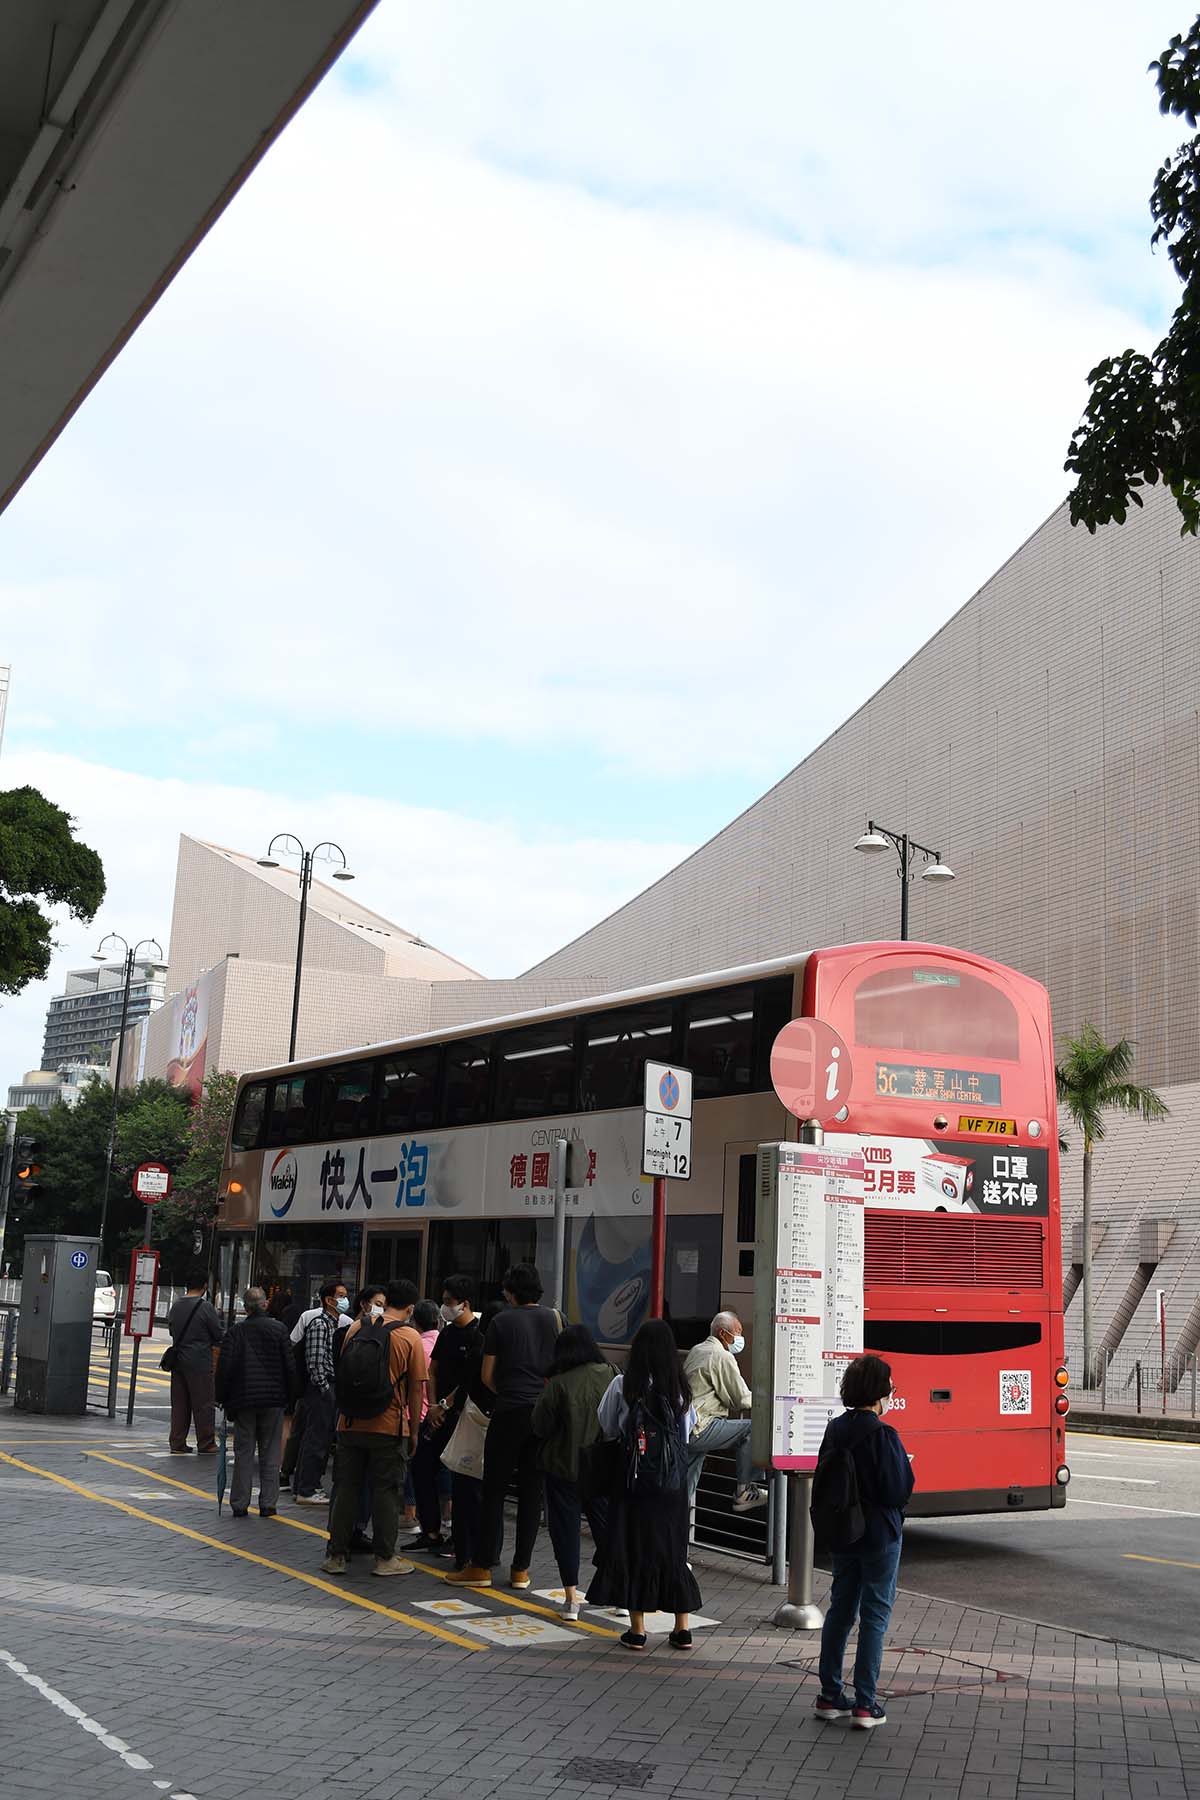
top-left (1056, 1025), bottom-right (1168, 1381)
top-left (1066, 18), bottom-right (1200, 536)
top-left (151, 1071), bottom-right (239, 1279)
top-left (4, 1079), bottom-right (193, 1273)
top-left (0, 786), bottom-right (105, 993)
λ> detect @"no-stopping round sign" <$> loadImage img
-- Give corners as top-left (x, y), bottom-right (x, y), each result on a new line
top-left (770, 1018), bottom-right (854, 1125)
top-left (132, 1161), bottom-right (173, 1204)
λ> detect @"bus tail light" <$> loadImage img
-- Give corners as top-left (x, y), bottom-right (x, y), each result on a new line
top-left (1054, 1394), bottom-right (1070, 1415)
top-left (1055, 1466), bottom-right (1071, 1486)
top-left (227, 1180), bottom-right (243, 1195)
top-left (1054, 1366), bottom-right (1069, 1388)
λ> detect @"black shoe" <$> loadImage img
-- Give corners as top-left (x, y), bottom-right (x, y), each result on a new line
top-left (259, 1507), bottom-right (277, 1518)
top-left (349, 1533), bottom-right (375, 1556)
top-left (619, 1631), bottom-right (648, 1652)
top-left (231, 1509), bottom-right (249, 1519)
top-left (410, 1533), bottom-right (447, 1553)
top-left (669, 1629), bottom-right (693, 1650)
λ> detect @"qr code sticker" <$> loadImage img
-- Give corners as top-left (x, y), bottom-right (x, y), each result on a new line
top-left (999, 1370), bottom-right (1032, 1415)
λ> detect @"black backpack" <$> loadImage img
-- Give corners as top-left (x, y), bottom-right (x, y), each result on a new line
top-left (624, 1391), bottom-right (685, 1496)
top-left (336, 1320), bottom-right (404, 1423)
top-left (810, 1415), bottom-right (880, 1550)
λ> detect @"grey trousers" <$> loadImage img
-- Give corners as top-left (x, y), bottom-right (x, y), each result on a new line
top-left (230, 1406), bottom-right (285, 1513)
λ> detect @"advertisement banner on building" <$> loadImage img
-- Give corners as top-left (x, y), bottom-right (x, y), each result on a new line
top-left (826, 1132), bottom-right (1049, 1217)
top-left (164, 971), bottom-right (211, 1099)
top-left (257, 1110), bottom-right (650, 1225)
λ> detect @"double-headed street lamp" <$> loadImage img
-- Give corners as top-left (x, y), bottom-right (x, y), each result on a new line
top-left (92, 932), bottom-right (165, 1259)
top-left (257, 835), bottom-right (355, 1061)
top-left (854, 821), bottom-right (955, 940)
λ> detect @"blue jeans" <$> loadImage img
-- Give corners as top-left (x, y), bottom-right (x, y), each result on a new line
top-left (686, 1417), bottom-right (754, 1505)
top-left (817, 1537), bottom-right (902, 1709)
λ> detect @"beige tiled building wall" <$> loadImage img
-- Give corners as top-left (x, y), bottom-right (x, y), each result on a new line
top-left (527, 487), bottom-right (1200, 1361)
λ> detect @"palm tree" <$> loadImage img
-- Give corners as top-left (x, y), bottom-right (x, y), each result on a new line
top-left (1056, 1024), bottom-right (1168, 1382)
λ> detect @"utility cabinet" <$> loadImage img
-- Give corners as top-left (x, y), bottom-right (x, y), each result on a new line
top-left (14, 1234), bottom-right (100, 1414)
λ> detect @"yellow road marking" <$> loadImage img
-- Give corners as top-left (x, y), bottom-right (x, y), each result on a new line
top-left (0, 1450), bottom-right (482, 1652)
top-left (0, 1438), bottom-right (162, 1448)
top-left (85, 1449), bottom-right (619, 1639)
top-left (1124, 1553), bottom-right (1200, 1571)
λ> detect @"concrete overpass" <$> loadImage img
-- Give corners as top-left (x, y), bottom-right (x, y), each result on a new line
top-left (0, 0), bottom-right (378, 515)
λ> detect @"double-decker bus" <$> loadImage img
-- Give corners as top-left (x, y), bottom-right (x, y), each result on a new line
top-left (215, 940), bottom-right (1068, 1518)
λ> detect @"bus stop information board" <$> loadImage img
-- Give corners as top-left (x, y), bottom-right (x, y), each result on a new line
top-left (753, 1143), bottom-right (865, 1472)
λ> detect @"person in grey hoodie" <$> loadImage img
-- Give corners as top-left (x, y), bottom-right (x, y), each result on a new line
top-left (813, 1354), bottom-right (914, 1731)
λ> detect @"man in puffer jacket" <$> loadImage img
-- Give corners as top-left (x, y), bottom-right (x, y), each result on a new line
top-left (216, 1287), bottom-right (301, 1518)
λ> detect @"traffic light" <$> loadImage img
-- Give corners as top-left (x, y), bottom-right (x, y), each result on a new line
top-left (13, 1136), bottom-right (45, 1202)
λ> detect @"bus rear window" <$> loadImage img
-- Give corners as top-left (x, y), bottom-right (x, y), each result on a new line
top-left (853, 966), bottom-right (1020, 1062)
top-left (864, 1320), bottom-right (1042, 1356)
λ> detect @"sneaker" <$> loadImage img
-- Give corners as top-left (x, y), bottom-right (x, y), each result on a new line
top-left (668, 1629), bottom-right (693, 1650)
top-left (409, 1533), bottom-right (446, 1553)
top-left (509, 1567), bottom-right (531, 1589)
top-left (371, 1556), bottom-right (415, 1578)
top-left (444, 1564), bottom-right (493, 1587)
top-left (619, 1630), bottom-right (648, 1651)
top-left (732, 1484), bottom-right (769, 1513)
top-left (293, 1491), bottom-right (330, 1506)
top-left (814, 1693), bottom-right (853, 1722)
top-left (562, 1599), bottom-right (581, 1623)
top-left (320, 1554), bottom-right (348, 1576)
top-left (851, 1703), bottom-right (887, 1730)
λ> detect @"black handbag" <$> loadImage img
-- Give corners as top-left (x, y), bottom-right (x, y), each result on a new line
top-left (578, 1435), bottom-right (624, 1503)
top-left (160, 1296), bottom-right (206, 1372)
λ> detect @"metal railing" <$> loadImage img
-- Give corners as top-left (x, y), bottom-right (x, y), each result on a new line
top-left (1065, 1341), bottom-right (1200, 1417)
top-left (691, 1450), bottom-right (773, 1563)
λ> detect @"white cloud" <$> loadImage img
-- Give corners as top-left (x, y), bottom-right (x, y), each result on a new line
top-left (0, 749), bottom-right (690, 1089)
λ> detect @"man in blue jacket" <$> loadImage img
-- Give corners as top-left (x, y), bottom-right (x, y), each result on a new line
top-left (814, 1354), bottom-right (914, 1730)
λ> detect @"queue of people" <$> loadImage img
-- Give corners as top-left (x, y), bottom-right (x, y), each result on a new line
top-left (192, 1266), bottom-right (913, 1715)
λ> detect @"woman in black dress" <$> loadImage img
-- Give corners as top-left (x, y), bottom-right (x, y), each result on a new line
top-left (587, 1318), bottom-right (702, 1650)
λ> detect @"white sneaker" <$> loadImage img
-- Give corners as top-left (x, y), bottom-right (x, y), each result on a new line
top-left (293, 1490), bottom-right (330, 1506)
top-left (562, 1599), bottom-right (581, 1622)
top-left (732, 1484), bottom-right (768, 1513)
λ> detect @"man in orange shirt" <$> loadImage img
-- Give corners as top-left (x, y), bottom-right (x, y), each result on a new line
top-left (321, 1279), bottom-right (427, 1578)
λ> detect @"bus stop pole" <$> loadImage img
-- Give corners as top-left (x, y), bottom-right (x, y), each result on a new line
top-left (125, 1205), bottom-right (154, 1427)
top-left (552, 1138), bottom-right (568, 1314)
top-left (774, 1116), bottom-right (825, 1630)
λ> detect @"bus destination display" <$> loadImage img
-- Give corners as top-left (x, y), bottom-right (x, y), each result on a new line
top-left (875, 1062), bottom-right (1002, 1105)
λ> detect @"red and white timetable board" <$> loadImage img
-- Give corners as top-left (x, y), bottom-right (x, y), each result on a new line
top-left (751, 1143), bottom-right (865, 1472)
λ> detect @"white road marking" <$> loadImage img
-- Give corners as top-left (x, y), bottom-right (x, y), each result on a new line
top-left (1070, 1473), bottom-right (1158, 1485)
top-left (1067, 1497), bottom-right (1200, 1518)
top-left (0, 1645), bottom-right (197, 1796)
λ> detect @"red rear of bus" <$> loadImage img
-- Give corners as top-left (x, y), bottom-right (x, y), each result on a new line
top-left (808, 942), bottom-right (1068, 1515)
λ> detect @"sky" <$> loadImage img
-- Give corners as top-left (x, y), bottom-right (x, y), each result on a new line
top-left (0, 0), bottom-right (1190, 1083)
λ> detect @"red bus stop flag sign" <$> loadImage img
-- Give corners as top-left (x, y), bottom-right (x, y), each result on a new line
top-left (770, 1018), bottom-right (854, 1125)
top-left (132, 1161), bottom-right (172, 1204)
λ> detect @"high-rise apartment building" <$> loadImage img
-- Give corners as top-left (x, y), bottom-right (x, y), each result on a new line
top-left (41, 960), bottom-right (167, 1072)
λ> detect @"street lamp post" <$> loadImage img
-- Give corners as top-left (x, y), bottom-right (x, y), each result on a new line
top-left (853, 821), bottom-right (955, 939)
top-left (257, 835), bottom-right (355, 1061)
top-left (92, 933), bottom-right (165, 1262)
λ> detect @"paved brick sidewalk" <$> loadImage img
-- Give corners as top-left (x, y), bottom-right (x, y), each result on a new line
top-left (0, 1414), bottom-right (1197, 1800)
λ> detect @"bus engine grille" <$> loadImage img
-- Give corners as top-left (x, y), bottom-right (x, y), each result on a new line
top-left (864, 1212), bottom-right (1045, 1289)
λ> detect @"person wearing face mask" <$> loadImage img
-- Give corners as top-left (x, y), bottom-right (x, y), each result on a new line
top-left (683, 1311), bottom-right (768, 1515)
top-left (292, 1280), bottom-right (351, 1506)
top-left (408, 1277), bottom-right (480, 1556)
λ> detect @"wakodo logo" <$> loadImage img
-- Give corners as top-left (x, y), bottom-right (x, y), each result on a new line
top-left (268, 1149), bottom-right (298, 1218)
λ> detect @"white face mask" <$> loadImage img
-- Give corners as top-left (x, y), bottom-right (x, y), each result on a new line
top-left (729, 1333), bottom-right (746, 1356)
top-left (441, 1301), bottom-right (465, 1324)
top-left (370, 1303), bottom-right (385, 1321)
top-left (334, 1296), bottom-right (350, 1314)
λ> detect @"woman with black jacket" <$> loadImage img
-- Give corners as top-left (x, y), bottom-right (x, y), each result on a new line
top-left (814, 1354), bottom-right (914, 1731)
top-left (215, 1287), bottom-right (301, 1518)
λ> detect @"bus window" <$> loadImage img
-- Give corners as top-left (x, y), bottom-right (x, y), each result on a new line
top-left (684, 984), bottom-right (755, 1098)
top-left (265, 1074), bottom-right (319, 1147)
top-left (579, 1002), bottom-right (674, 1112)
top-left (379, 1049), bottom-right (440, 1136)
top-left (232, 1082), bottom-right (267, 1150)
top-left (443, 1036), bottom-right (492, 1127)
top-left (320, 1061), bottom-right (375, 1140)
top-left (853, 965), bottom-right (1020, 1062)
top-left (495, 1022), bottom-right (575, 1121)
top-left (864, 1320), bottom-right (1042, 1356)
